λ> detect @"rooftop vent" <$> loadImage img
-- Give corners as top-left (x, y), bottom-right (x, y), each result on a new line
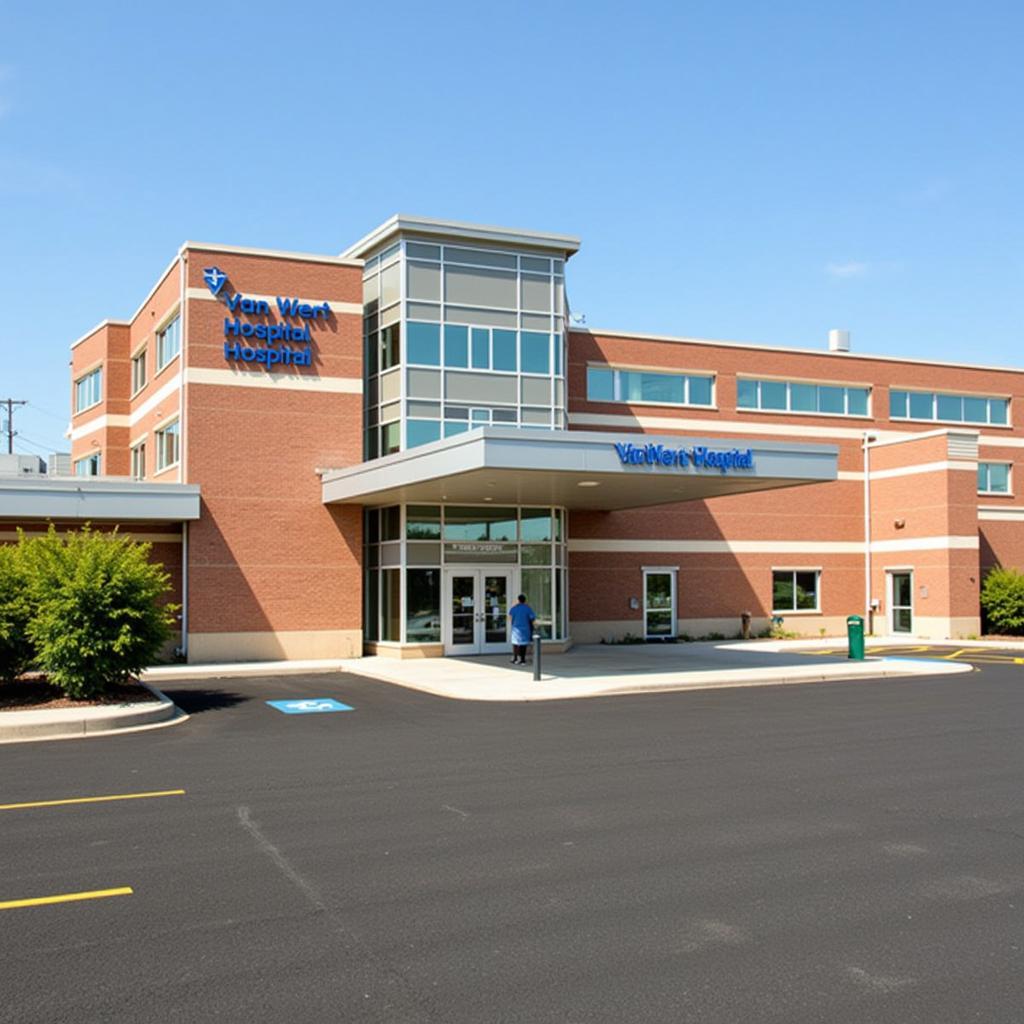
top-left (828, 329), bottom-right (850, 353)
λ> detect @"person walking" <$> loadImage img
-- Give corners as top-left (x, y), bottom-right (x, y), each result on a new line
top-left (508, 593), bottom-right (536, 666)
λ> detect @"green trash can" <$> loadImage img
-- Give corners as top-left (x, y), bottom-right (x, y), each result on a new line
top-left (846, 615), bottom-right (865, 660)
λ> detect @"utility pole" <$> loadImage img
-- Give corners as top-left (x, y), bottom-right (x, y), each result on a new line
top-left (2, 399), bottom-right (27, 454)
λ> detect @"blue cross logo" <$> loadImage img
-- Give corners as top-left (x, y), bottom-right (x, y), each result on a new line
top-left (203, 266), bottom-right (228, 296)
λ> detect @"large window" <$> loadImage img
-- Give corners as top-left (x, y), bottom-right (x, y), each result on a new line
top-left (363, 239), bottom-right (567, 460)
top-left (157, 314), bottom-right (181, 371)
top-left (738, 378), bottom-right (869, 417)
top-left (587, 366), bottom-right (714, 407)
top-left (74, 453), bottom-right (101, 477)
top-left (772, 570), bottom-right (820, 612)
top-left (364, 505), bottom-right (568, 643)
top-left (74, 368), bottom-right (102, 412)
top-left (131, 348), bottom-right (147, 395)
top-left (889, 389), bottom-right (1009, 426)
top-left (155, 419), bottom-right (180, 472)
top-left (978, 462), bottom-right (1011, 494)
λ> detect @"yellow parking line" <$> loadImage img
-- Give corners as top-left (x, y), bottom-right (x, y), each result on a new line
top-left (0, 887), bottom-right (133, 911)
top-left (0, 789), bottom-right (185, 812)
top-left (942, 649), bottom-right (967, 660)
top-left (1015, 658), bottom-right (1024, 665)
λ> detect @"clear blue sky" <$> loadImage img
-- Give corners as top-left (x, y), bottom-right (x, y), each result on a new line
top-left (2, 1), bottom-right (1021, 456)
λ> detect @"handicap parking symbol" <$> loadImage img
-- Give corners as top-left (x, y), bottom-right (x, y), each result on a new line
top-left (266, 698), bottom-right (354, 714)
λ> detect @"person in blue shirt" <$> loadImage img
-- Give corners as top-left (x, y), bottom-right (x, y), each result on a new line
top-left (507, 594), bottom-right (536, 665)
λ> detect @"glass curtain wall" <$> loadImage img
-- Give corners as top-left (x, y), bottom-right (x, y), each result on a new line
top-left (362, 240), bottom-right (568, 460)
top-left (363, 505), bottom-right (568, 644)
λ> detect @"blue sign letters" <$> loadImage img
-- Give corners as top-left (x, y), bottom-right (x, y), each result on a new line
top-left (614, 441), bottom-right (754, 474)
top-left (203, 266), bottom-right (332, 368)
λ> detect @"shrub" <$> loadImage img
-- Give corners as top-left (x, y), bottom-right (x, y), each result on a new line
top-left (980, 566), bottom-right (1024, 635)
top-left (0, 541), bottom-right (36, 683)
top-left (24, 526), bottom-right (176, 698)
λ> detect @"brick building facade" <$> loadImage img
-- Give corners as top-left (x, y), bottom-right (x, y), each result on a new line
top-left (3, 216), bottom-right (1019, 661)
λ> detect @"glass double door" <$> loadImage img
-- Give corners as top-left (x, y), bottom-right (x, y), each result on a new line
top-left (445, 569), bottom-right (513, 655)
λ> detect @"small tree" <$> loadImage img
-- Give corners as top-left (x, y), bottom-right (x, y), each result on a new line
top-left (0, 542), bottom-right (36, 683)
top-left (980, 566), bottom-right (1024, 636)
top-left (24, 526), bottom-right (176, 698)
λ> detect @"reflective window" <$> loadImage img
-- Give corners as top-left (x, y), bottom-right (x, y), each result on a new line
top-left (157, 315), bottom-right (181, 371)
top-left (74, 367), bottom-right (102, 412)
top-left (772, 570), bottom-right (819, 611)
top-left (444, 325), bottom-right (469, 368)
top-left (890, 389), bottom-right (1010, 426)
top-left (407, 322), bottom-right (440, 365)
top-left (74, 453), bottom-right (101, 477)
top-left (155, 420), bottom-right (180, 472)
top-left (407, 419), bottom-right (441, 448)
top-left (739, 378), bottom-right (870, 417)
top-left (443, 506), bottom-right (518, 542)
top-left (978, 462), bottom-right (1011, 494)
top-left (586, 366), bottom-right (714, 407)
top-left (520, 332), bottom-right (550, 374)
top-left (492, 329), bottom-right (517, 371)
top-left (406, 569), bottom-right (441, 642)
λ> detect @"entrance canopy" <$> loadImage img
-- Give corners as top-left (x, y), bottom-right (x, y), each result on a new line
top-left (321, 428), bottom-right (837, 511)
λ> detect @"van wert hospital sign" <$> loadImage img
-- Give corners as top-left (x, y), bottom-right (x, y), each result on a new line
top-left (615, 441), bottom-right (755, 473)
top-left (204, 266), bottom-right (331, 368)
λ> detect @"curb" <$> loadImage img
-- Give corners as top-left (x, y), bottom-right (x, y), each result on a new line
top-left (0, 683), bottom-right (188, 745)
top-left (144, 659), bottom-right (348, 681)
top-left (336, 656), bottom-right (974, 703)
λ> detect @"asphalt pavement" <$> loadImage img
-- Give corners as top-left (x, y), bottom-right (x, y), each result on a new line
top-left (2, 663), bottom-right (1023, 1023)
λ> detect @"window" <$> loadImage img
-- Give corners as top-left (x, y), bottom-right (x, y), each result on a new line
top-left (156, 315), bottom-right (181, 371)
top-left (587, 367), bottom-right (715, 407)
top-left (889, 389), bottom-right (1009, 426)
top-left (407, 322), bottom-right (440, 365)
top-left (520, 332), bottom-right (550, 374)
top-left (74, 368), bottom-right (102, 412)
top-left (155, 420), bottom-right (180, 472)
top-left (131, 348), bottom-right (147, 394)
top-left (772, 570), bottom-right (820, 612)
top-left (738, 379), bottom-right (869, 417)
top-left (131, 442), bottom-right (146, 480)
top-left (74, 453), bottom-right (101, 477)
top-left (978, 462), bottom-right (1011, 494)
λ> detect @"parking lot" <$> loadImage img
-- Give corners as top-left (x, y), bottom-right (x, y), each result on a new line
top-left (801, 643), bottom-right (1024, 665)
top-left (3, 664), bottom-right (1024, 1023)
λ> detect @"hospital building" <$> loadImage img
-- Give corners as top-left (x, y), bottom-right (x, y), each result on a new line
top-left (2, 215), bottom-right (1020, 661)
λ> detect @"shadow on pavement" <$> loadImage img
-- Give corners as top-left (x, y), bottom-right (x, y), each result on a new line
top-left (160, 689), bottom-right (249, 715)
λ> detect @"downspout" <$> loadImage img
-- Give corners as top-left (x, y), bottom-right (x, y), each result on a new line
top-left (179, 521), bottom-right (189, 661)
top-left (862, 432), bottom-right (874, 634)
top-left (178, 251), bottom-right (189, 661)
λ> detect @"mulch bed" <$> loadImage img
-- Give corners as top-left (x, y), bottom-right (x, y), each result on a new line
top-left (0, 677), bottom-right (157, 712)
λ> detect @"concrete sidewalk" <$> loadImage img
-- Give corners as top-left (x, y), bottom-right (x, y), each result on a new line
top-left (145, 641), bottom-right (972, 702)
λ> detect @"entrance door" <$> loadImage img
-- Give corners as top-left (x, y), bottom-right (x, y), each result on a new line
top-left (643, 569), bottom-right (677, 639)
top-left (889, 571), bottom-right (913, 634)
top-left (445, 569), bottom-right (513, 655)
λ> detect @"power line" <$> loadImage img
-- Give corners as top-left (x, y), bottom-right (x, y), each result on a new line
top-left (27, 401), bottom-right (70, 424)
top-left (1, 399), bottom-right (27, 454)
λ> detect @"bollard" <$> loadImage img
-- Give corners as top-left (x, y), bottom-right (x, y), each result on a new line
top-left (533, 632), bottom-right (542, 681)
top-left (741, 611), bottom-right (752, 639)
top-left (846, 614), bottom-right (865, 660)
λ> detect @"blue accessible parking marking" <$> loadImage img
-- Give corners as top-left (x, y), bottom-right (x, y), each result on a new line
top-left (266, 699), bottom-right (354, 715)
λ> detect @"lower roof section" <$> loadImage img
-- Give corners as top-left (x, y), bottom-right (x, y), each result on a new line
top-left (0, 477), bottom-right (201, 522)
top-left (320, 428), bottom-right (838, 511)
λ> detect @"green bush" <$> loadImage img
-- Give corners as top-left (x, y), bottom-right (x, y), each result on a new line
top-left (23, 526), bottom-right (176, 698)
top-left (980, 566), bottom-right (1024, 635)
top-left (0, 541), bottom-right (37, 683)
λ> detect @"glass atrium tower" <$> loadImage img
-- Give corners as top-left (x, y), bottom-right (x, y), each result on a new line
top-left (342, 217), bottom-right (580, 654)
